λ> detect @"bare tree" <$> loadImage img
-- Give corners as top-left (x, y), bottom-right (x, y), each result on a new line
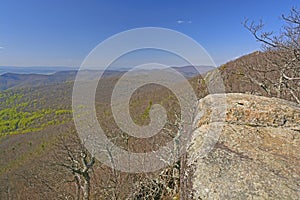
top-left (244, 7), bottom-right (300, 103)
top-left (128, 113), bottom-right (183, 200)
top-left (54, 133), bottom-right (95, 200)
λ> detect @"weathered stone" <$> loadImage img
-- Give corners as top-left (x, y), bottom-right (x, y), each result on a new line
top-left (183, 93), bottom-right (300, 200)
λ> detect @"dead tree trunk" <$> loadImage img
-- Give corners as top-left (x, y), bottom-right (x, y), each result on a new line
top-left (55, 135), bottom-right (95, 200)
top-left (74, 174), bottom-right (81, 200)
top-left (82, 172), bottom-right (90, 200)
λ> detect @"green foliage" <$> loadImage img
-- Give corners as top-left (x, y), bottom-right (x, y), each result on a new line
top-left (0, 91), bottom-right (73, 136)
top-left (219, 64), bottom-right (227, 71)
top-left (142, 101), bottom-right (153, 121)
top-left (55, 109), bottom-right (72, 115)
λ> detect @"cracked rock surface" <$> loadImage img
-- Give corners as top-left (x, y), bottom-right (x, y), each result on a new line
top-left (183, 93), bottom-right (300, 200)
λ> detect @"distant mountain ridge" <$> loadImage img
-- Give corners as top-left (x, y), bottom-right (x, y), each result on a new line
top-left (0, 66), bottom-right (78, 75)
top-left (0, 71), bottom-right (77, 90)
top-left (0, 65), bottom-right (214, 91)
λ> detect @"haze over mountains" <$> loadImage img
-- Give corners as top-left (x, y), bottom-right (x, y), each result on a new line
top-left (0, 65), bottom-right (214, 91)
top-left (0, 66), bottom-right (77, 75)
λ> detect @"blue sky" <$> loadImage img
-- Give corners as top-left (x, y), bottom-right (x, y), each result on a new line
top-left (0, 0), bottom-right (297, 67)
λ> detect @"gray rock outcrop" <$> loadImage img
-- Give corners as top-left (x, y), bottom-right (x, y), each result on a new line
top-left (182, 93), bottom-right (300, 199)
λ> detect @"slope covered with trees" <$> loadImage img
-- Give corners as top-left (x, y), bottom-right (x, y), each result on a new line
top-left (0, 7), bottom-right (299, 200)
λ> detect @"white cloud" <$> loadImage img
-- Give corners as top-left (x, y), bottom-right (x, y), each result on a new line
top-left (0, 47), bottom-right (4, 50)
top-left (176, 20), bottom-right (192, 24)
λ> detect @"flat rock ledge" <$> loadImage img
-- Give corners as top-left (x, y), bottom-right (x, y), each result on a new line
top-left (182, 93), bottom-right (300, 200)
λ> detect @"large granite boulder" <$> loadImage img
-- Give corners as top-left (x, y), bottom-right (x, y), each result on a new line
top-left (182, 93), bottom-right (300, 199)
